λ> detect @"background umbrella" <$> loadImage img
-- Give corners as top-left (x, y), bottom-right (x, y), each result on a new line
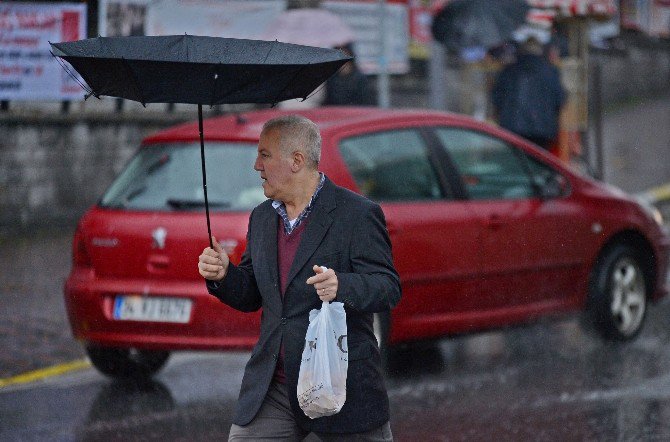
top-left (260, 8), bottom-right (356, 48)
top-left (50, 35), bottom-right (351, 247)
top-left (431, 0), bottom-right (530, 52)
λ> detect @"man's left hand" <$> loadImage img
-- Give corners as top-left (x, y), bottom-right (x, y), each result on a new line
top-left (306, 265), bottom-right (338, 302)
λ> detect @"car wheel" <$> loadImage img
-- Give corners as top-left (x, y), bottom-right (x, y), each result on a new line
top-left (86, 345), bottom-right (170, 380)
top-left (373, 312), bottom-right (391, 369)
top-left (588, 244), bottom-right (648, 340)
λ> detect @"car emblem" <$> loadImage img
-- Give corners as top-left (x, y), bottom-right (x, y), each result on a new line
top-left (152, 227), bottom-right (167, 250)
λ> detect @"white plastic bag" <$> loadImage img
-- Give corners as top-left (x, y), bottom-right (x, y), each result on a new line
top-left (297, 300), bottom-right (348, 419)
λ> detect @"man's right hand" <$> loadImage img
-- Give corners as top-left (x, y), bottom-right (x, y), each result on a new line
top-left (198, 236), bottom-right (228, 282)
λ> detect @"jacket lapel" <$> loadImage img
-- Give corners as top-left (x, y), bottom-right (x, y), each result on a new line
top-left (259, 205), bottom-right (280, 301)
top-left (285, 179), bottom-right (336, 288)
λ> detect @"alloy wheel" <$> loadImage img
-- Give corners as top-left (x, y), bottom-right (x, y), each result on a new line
top-left (609, 256), bottom-right (646, 336)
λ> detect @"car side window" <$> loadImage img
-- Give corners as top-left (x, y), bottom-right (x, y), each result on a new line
top-left (520, 152), bottom-right (569, 197)
top-left (435, 128), bottom-right (535, 200)
top-left (338, 129), bottom-right (443, 201)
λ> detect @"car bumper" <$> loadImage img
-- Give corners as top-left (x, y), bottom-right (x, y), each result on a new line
top-left (64, 269), bottom-right (260, 351)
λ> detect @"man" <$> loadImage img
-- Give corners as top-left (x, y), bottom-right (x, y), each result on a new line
top-left (323, 43), bottom-right (375, 106)
top-left (198, 115), bottom-right (401, 440)
top-left (492, 36), bottom-right (566, 151)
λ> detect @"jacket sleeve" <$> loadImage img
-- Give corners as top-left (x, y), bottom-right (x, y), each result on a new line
top-left (206, 209), bottom-right (262, 313)
top-left (336, 202), bottom-right (401, 313)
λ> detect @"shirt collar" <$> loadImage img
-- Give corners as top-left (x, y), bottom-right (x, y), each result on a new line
top-left (272, 173), bottom-right (325, 234)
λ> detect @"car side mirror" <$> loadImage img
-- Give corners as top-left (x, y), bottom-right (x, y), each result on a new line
top-left (535, 174), bottom-right (566, 200)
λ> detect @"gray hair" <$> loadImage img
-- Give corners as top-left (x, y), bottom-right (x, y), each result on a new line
top-left (261, 115), bottom-right (321, 168)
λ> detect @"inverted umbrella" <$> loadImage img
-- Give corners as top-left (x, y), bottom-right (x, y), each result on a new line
top-left (50, 35), bottom-right (351, 247)
top-left (431, 0), bottom-right (530, 52)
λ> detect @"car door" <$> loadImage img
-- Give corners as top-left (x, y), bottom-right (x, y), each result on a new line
top-left (334, 127), bottom-right (484, 340)
top-left (433, 127), bottom-right (587, 313)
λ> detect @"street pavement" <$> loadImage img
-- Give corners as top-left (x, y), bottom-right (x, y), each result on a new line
top-left (4, 301), bottom-right (670, 440)
top-left (0, 228), bottom-right (82, 378)
top-left (2, 94), bottom-right (668, 380)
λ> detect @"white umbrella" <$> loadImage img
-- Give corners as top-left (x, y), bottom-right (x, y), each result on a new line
top-left (261, 8), bottom-right (355, 48)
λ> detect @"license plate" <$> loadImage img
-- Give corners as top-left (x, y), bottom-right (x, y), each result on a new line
top-left (113, 296), bottom-right (192, 323)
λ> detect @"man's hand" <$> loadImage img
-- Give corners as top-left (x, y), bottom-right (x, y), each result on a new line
top-left (306, 265), bottom-right (338, 302)
top-left (198, 236), bottom-right (228, 282)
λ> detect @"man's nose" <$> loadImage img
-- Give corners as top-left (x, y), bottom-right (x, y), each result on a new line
top-left (253, 157), bottom-right (262, 171)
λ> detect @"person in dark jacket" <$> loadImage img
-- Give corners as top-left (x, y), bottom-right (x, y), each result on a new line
top-left (198, 115), bottom-right (400, 440)
top-left (323, 43), bottom-right (375, 106)
top-left (492, 36), bottom-right (566, 150)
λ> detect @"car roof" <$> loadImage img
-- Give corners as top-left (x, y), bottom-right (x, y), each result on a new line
top-left (142, 106), bottom-right (476, 144)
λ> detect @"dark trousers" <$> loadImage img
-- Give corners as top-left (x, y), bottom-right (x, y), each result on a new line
top-left (228, 381), bottom-right (393, 441)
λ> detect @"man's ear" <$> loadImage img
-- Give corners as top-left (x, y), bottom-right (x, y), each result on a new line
top-left (291, 150), bottom-right (305, 172)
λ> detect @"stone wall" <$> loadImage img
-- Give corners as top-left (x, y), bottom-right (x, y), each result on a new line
top-left (0, 113), bottom-right (187, 233)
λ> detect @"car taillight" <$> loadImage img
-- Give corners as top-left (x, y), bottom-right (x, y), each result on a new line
top-left (72, 226), bottom-right (92, 267)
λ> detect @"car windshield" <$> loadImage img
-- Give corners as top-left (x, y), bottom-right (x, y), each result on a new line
top-left (99, 142), bottom-right (265, 211)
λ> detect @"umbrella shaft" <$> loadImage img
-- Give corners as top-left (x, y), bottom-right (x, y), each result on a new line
top-left (198, 104), bottom-right (213, 249)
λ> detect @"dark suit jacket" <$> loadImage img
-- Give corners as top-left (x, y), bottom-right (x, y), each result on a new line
top-left (207, 177), bottom-right (401, 434)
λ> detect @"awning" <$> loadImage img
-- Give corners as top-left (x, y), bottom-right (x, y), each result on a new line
top-left (527, 0), bottom-right (617, 27)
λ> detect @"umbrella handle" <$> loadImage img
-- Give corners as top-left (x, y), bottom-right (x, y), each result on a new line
top-left (198, 104), bottom-right (214, 250)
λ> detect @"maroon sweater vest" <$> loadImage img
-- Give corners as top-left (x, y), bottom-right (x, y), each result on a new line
top-left (274, 217), bottom-right (310, 383)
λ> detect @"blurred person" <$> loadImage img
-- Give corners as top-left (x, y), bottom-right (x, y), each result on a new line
top-left (323, 43), bottom-right (375, 106)
top-left (198, 115), bottom-right (400, 440)
top-left (491, 36), bottom-right (566, 150)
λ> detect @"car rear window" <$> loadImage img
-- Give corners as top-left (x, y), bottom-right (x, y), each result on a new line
top-left (100, 142), bottom-right (265, 211)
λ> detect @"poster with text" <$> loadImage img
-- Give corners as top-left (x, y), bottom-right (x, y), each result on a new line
top-left (99, 0), bottom-right (285, 39)
top-left (0, 3), bottom-right (87, 101)
top-left (324, 1), bottom-right (409, 75)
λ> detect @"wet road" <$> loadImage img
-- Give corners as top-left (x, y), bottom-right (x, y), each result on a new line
top-left (0, 228), bottom-right (83, 378)
top-left (3, 298), bottom-right (670, 441)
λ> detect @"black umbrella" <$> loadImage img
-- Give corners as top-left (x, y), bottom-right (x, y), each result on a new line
top-left (431, 0), bottom-right (530, 52)
top-left (50, 35), bottom-right (351, 247)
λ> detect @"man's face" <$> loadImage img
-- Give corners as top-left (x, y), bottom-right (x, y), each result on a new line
top-left (254, 128), bottom-right (294, 201)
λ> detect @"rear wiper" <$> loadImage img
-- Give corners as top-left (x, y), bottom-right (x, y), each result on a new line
top-left (166, 198), bottom-right (231, 209)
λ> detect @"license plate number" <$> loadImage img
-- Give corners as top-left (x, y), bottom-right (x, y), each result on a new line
top-left (113, 296), bottom-right (192, 323)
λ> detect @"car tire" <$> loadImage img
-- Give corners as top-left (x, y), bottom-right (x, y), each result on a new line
top-left (373, 312), bottom-right (392, 370)
top-left (86, 345), bottom-right (170, 380)
top-left (587, 244), bottom-right (648, 340)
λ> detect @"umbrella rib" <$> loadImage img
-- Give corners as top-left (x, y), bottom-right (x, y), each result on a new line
top-left (121, 57), bottom-right (147, 107)
top-left (49, 52), bottom-right (97, 99)
top-left (214, 64), bottom-right (285, 105)
top-left (263, 41), bottom-right (277, 64)
top-left (271, 64), bottom-right (308, 106)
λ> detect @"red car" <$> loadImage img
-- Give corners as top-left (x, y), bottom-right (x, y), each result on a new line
top-left (64, 107), bottom-right (670, 379)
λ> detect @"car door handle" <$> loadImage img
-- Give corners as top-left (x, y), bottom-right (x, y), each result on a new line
top-left (487, 214), bottom-right (505, 230)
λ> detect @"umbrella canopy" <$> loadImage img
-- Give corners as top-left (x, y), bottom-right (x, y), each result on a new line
top-left (261, 8), bottom-right (355, 49)
top-left (431, 0), bottom-right (530, 52)
top-left (51, 35), bottom-right (351, 247)
top-left (50, 35), bottom-right (350, 106)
